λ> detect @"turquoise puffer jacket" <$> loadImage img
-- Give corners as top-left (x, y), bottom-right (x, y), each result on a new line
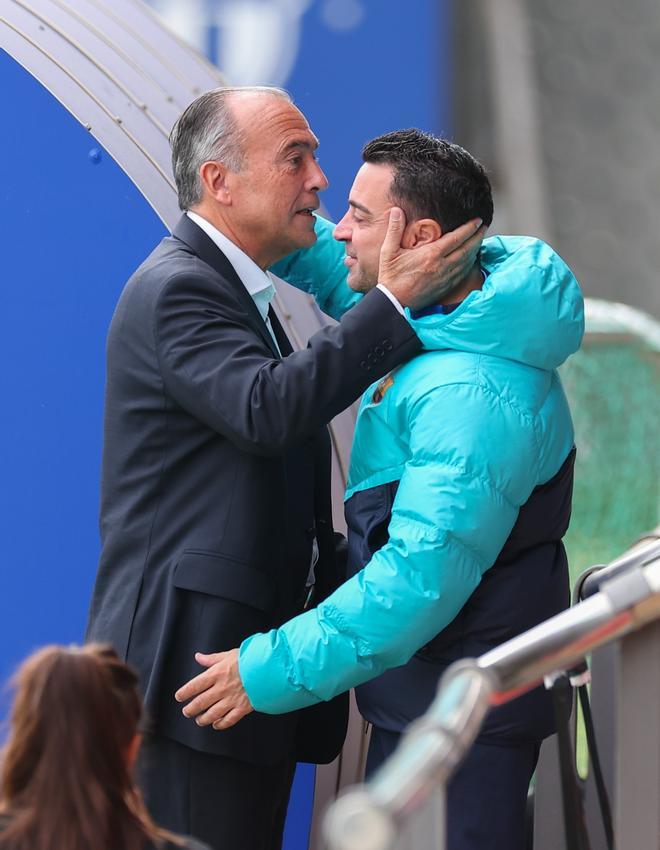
top-left (239, 216), bottom-right (584, 713)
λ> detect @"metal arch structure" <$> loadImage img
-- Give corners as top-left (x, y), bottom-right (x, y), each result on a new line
top-left (3, 0), bottom-right (203, 221)
top-left (0, 3), bottom-right (357, 848)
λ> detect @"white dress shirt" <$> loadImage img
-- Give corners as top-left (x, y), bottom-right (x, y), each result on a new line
top-left (186, 210), bottom-right (281, 355)
top-left (376, 283), bottom-right (404, 314)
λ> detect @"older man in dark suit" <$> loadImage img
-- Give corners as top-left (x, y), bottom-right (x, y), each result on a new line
top-left (85, 85), bottom-right (483, 850)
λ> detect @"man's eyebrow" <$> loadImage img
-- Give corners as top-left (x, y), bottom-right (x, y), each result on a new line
top-left (349, 199), bottom-right (372, 216)
top-left (281, 138), bottom-right (319, 154)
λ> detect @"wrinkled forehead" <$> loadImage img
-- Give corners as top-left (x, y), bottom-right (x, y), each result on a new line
top-left (232, 93), bottom-right (319, 156)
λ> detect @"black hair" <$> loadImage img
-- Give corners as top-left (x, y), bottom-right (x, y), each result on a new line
top-left (362, 129), bottom-right (493, 231)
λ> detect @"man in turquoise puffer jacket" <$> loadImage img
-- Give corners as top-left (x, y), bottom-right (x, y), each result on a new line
top-left (177, 130), bottom-right (584, 849)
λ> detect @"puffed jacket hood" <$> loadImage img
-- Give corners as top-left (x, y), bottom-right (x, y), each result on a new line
top-left (272, 216), bottom-right (584, 371)
top-left (409, 235), bottom-right (584, 370)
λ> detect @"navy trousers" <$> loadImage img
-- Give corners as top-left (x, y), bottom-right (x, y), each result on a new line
top-left (139, 733), bottom-right (296, 850)
top-left (366, 726), bottom-right (539, 850)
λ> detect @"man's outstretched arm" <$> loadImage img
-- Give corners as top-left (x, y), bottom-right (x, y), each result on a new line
top-left (175, 383), bottom-right (528, 728)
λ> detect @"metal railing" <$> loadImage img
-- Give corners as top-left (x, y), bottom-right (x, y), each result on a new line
top-left (324, 534), bottom-right (660, 850)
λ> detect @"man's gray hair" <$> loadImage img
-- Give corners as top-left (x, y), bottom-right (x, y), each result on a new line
top-left (169, 85), bottom-right (292, 211)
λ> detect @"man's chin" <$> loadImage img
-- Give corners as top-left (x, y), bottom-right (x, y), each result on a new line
top-left (347, 272), bottom-right (375, 294)
top-left (289, 228), bottom-right (318, 253)
top-left (299, 225), bottom-right (318, 245)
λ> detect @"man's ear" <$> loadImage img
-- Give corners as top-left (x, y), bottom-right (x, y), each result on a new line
top-left (402, 218), bottom-right (442, 248)
top-left (199, 161), bottom-right (232, 205)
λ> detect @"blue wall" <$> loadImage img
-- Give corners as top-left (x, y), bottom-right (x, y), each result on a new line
top-left (0, 49), bottom-right (166, 707)
top-left (0, 45), bottom-right (315, 850)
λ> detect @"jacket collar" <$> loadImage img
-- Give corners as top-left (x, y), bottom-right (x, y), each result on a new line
top-left (171, 214), bottom-right (282, 359)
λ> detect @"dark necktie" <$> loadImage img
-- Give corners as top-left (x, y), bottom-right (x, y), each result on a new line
top-left (268, 305), bottom-right (294, 357)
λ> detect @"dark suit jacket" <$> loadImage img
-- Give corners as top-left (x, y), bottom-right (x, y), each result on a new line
top-left (86, 214), bottom-right (420, 765)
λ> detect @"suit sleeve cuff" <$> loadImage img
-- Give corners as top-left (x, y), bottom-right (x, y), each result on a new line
top-left (376, 283), bottom-right (405, 315)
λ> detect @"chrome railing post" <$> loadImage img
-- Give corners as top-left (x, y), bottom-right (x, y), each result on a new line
top-left (323, 662), bottom-right (495, 850)
top-left (615, 618), bottom-right (660, 847)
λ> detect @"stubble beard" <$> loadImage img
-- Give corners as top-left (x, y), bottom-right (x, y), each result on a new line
top-left (349, 264), bottom-right (379, 294)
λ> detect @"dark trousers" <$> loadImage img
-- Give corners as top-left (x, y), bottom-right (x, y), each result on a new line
top-left (366, 726), bottom-right (540, 850)
top-left (139, 733), bottom-right (296, 850)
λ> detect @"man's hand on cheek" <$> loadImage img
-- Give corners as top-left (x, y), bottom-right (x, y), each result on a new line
top-left (175, 648), bottom-right (254, 731)
top-left (378, 208), bottom-right (486, 311)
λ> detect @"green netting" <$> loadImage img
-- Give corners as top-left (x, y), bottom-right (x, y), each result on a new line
top-left (554, 304), bottom-right (660, 779)
top-left (559, 320), bottom-right (660, 584)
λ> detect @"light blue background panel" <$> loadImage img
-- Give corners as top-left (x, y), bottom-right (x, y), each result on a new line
top-left (0, 47), bottom-right (166, 693)
top-left (284, 0), bottom-right (452, 220)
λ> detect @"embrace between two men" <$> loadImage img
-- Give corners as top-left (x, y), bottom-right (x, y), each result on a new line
top-left (87, 86), bottom-right (583, 850)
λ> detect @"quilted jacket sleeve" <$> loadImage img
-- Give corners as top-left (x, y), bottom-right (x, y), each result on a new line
top-left (239, 381), bottom-right (535, 713)
top-left (270, 214), bottom-right (362, 320)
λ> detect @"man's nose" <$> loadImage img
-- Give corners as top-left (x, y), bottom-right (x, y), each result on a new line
top-left (308, 161), bottom-right (329, 192)
top-left (333, 214), bottom-right (350, 242)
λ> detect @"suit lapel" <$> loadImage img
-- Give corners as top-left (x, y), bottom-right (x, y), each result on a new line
top-left (171, 215), bottom-right (282, 359)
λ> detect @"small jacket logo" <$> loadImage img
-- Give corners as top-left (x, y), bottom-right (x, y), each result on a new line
top-left (372, 373), bottom-right (394, 403)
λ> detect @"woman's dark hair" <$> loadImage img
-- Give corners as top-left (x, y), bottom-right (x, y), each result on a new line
top-left (0, 644), bottom-right (176, 850)
top-left (362, 128), bottom-right (494, 232)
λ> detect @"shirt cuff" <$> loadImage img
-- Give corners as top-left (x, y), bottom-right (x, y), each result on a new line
top-left (376, 283), bottom-right (405, 315)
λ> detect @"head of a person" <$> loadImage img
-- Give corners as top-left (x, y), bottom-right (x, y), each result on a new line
top-left (170, 86), bottom-right (328, 269)
top-left (334, 128), bottom-right (494, 293)
top-left (0, 644), bottom-right (167, 850)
